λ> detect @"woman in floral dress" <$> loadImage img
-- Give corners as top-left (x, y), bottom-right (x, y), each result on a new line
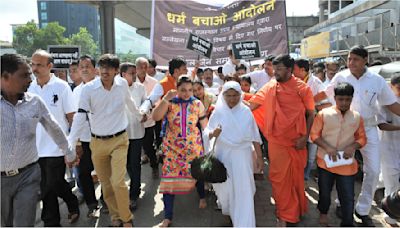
top-left (153, 76), bottom-right (208, 227)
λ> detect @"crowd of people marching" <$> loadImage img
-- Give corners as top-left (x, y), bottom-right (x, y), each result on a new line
top-left (1, 44), bottom-right (400, 227)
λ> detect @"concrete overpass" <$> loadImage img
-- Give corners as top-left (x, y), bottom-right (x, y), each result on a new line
top-left (67, 1), bottom-right (152, 54)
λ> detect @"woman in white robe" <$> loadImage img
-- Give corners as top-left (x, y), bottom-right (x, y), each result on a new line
top-left (205, 81), bottom-right (264, 227)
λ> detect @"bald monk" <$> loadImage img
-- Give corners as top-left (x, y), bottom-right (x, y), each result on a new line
top-left (248, 54), bottom-right (315, 226)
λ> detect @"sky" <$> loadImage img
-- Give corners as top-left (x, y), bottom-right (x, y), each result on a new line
top-left (0, 0), bottom-right (319, 42)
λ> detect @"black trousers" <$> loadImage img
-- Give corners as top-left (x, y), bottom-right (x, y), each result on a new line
top-left (154, 120), bottom-right (162, 149)
top-left (39, 157), bottom-right (79, 226)
top-left (143, 126), bottom-right (158, 169)
top-left (79, 142), bottom-right (98, 209)
top-left (317, 167), bottom-right (355, 226)
top-left (127, 138), bottom-right (144, 200)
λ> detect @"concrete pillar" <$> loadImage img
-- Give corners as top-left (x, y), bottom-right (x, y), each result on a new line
top-left (328, 0), bottom-right (331, 17)
top-left (319, 0), bottom-right (325, 23)
top-left (99, 1), bottom-right (115, 54)
top-left (319, 5), bottom-right (325, 22)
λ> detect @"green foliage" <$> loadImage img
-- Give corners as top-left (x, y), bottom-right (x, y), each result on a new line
top-left (13, 21), bottom-right (99, 57)
top-left (117, 50), bottom-right (147, 63)
top-left (12, 20), bottom-right (38, 56)
top-left (66, 27), bottom-right (99, 57)
top-left (33, 22), bottom-right (68, 49)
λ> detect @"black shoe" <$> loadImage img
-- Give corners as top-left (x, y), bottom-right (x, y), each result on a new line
top-left (355, 211), bottom-right (375, 227)
top-left (130, 200), bottom-right (138, 211)
top-left (335, 206), bottom-right (342, 219)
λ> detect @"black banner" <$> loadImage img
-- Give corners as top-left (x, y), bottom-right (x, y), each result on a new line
top-left (186, 33), bottom-right (213, 58)
top-left (232, 41), bottom-right (260, 59)
top-left (47, 45), bottom-right (80, 69)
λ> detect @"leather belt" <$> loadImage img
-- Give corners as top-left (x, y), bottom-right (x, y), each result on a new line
top-left (91, 130), bottom-right (126, 139)
top-left (1, 162), bottom-right (37, 177)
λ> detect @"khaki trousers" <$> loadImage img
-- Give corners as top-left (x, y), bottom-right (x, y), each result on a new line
top-left (90, 132), bottom-right (133, 222)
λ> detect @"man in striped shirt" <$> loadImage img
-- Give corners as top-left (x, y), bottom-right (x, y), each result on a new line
top-left (1, 54), bottom-right (76, 226)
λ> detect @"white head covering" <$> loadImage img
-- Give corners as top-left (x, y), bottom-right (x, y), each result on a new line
top-left (217, 81), bottom-right (243, 109)
top-left (205, 81), bottom-right (260, 147)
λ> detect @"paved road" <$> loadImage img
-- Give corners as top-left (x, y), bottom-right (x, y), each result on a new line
top-left (35, 163), bottom-right (398, 227)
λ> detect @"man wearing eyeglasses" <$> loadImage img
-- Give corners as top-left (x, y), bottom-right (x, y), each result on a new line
top-left (249, 54), bottom-right (315, 226)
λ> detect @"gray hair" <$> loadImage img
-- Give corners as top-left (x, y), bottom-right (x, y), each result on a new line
top-left (135, 57), bottom-right (149, 66)
top-left (32, 49), bottom-right (53, 64)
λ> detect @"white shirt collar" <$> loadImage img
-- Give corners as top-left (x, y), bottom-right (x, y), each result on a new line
top-left (93, 76), bottom-right (124, 89)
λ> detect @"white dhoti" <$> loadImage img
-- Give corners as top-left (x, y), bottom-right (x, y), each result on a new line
top-left (356, 126), bottom-right (381, 215)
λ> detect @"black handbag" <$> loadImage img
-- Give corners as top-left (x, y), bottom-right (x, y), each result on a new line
top-left (190, 136), bottom-right (227, 183)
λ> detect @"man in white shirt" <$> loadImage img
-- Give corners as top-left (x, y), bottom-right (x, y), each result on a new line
top-left (222, 47), bottom-right (250, 77)
top-left (73, 55), bottom-right (99, 218)
top-left (293, 58), bottom-right (326, 182)
top-left (324, 61), bottom-right (340, 87)
top-left (136, 57), bottom-right (161, 178)
top-left (377, 73), bottom-right (400, 226)
top-left (120, 62), bottom-right (147, 210)
top-left (68, 54), bottom-right (145, 227)
top-left (203, 68), bottom-right (220, 96)
top-left (29, 49), bottom-right (79, 226)
top-left (323, 46), bottom-right (400, 226)
top-left (147, 59), bottom-right (165, 82)
top-left (242, 55), bottom-right (275, 91)
top-left (69, 60), bottom-right (81, 91)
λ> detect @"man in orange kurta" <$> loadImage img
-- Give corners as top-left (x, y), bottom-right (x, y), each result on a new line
top-left (249, 55), bottom-right (315, 225)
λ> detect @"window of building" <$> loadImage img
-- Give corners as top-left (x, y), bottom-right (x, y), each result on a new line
top-left (41, 12), bottom-right (47, 20)
top-left (40, 2), bottom-right (47, 10)
top-left (41, 22), bottom-right (48, 28)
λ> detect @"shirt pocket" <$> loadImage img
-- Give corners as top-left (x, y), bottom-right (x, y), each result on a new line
top-left (19, 114), bottom-right (40, 136)
top-left (361, 89), bottom-right (378, 107)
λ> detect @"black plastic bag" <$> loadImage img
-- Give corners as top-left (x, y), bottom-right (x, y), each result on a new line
top-left (190, 137), bottom-right (227, 183)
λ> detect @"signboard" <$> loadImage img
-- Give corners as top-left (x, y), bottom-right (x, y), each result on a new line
top-left (186, 33), bottom-right (213, 58)
top-left (152, 0), bottom-right (288, 67)
top-left (47, 45), bottom-right (80, 69)
top-left (300, 32), bottom-right (330, 59)
top-left (232, 41), bottom-right (260, 59)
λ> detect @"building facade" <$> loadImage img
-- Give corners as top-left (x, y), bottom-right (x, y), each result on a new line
top-left (37, 0), bottom-right (100, 43)
top-left (287, 16), bottom-right (319, 54)
top-left (303, 0), bottom-right (400, 61)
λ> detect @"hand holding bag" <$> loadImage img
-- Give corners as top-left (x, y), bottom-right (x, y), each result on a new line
top-left (190, 135), bottom-right (227, 183)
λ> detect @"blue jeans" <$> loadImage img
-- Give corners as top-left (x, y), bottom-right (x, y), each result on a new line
top-left (127, 138), bottom-right (143, 201)
top-left (304, 142), bottom-right (318, 180)
top-left (318, 167), bottom-right (355, 226)
top-left (163, 181), bottom-right (205, 220)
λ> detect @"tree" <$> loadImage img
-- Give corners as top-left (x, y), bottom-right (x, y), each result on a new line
top-left (33, 22), bottom-right (68, 50)
top-left (13, 21), bottom-right (67, 57)
top-left (13, 20), bottom-right (39, 56)
top-left (66, 27), bottom-right (99, 57)
top-left (117, 50), bottom-right (147, 63)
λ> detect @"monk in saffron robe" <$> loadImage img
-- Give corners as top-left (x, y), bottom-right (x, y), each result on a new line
top-left (249, 55), bottom-right (315, 226)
